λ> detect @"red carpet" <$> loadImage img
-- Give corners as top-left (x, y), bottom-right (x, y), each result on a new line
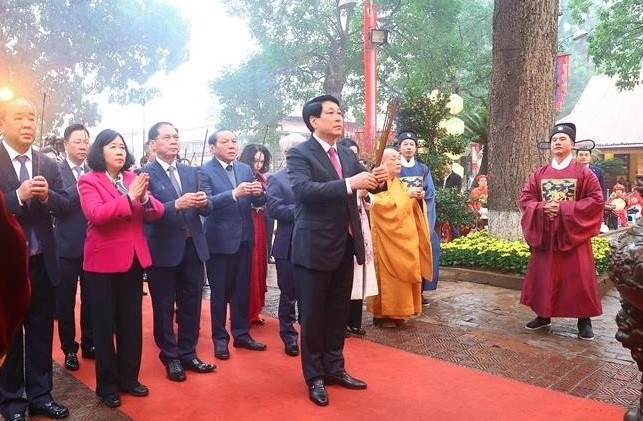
top-left (53, 296), bottom-right (624, 420)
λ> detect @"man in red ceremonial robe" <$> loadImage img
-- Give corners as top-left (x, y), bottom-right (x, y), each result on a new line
top-left (520, 122), bottom-right (604, 340)
top-left (0, 190), bottom-right (31, 367)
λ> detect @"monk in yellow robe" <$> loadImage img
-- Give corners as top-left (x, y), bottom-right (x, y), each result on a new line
top-left (368, 148), bottom-right (432, 328)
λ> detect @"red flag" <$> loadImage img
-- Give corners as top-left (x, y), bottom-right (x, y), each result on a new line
top-left (555, 54), bottom-right (571, 111)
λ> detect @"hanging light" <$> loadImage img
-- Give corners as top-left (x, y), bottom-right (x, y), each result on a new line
top-left (446, 94), bottom-right (464, 115)
top-left (444, 117), bottom-right (465, 135)
top-left (0, 86), bottom-right (14, 102)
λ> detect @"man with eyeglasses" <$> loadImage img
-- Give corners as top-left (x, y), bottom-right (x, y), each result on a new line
top-left (54, 124), bottom-right (94, 372)
top-left (142, 122), bottom-right (215, 382)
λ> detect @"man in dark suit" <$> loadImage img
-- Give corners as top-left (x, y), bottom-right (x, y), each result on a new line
top-left (287, 95), bottom-right (387, 407)
top-left (0, 97), bottom-right (70, 420)
top-left (55, 123), bottom-right (94, 373)
top-left (143, 122), bottom-right (215, 382)
top-left (201, 129), bottom-right (267, 361)
top-left (266, 133), bottom-right (306, 358)
top-left (439, 161), bottom-right (462, 190)
top-left (576, 143), bottom-right (607, 199)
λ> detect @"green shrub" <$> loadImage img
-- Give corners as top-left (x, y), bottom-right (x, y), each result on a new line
top-left (435, 187), bottom-right (477, 227)
top-left (441, 230), bottom-right (610, 275)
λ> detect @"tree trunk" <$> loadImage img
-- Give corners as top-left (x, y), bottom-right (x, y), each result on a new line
top-left (488, 0), bottom-right (559, 240)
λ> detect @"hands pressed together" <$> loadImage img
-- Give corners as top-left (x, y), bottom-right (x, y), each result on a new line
top-left (128, 173), bottom-right (151, 204)
top-left (408, 187), bottom-right (425, 200)
top-left (17, 176), bottom-right (49, 203)
top-left (348, 165), bottom-right (388, 191)
top-left (174, 191), bottom-right (208, 210)
top-left (233, 181), bottom-right (263, 199)
top-left (543, 200), bottom-right (560, 220)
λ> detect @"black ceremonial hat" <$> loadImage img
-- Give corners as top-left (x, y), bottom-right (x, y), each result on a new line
top-left (397, 131), bottom-right (417, 142)
top-left (549, 122), bottom-right (576, 142)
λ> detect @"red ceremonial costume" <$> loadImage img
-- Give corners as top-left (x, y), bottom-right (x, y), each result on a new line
top-left (519, 161), bottom-right (604, 318)
top-left (248, 172), bottom-right (268, 324)
top-left (0, 191), bottom-right (30, 362)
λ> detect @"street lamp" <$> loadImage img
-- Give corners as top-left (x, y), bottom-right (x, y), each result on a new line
top-left (369, 28), bottom-right (389, 46)
top-left (337, 0), bottom-right (356, 33)
top-left (337, 0), bottom-right (357, 10)
top-left (362, 1), bottom-right (387, 154)
top-left (336, 1), bottom-right (387, 154)
top-left (572, 29), bottom-right (588, 41)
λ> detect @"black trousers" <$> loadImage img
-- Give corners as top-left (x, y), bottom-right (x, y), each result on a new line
top-left (147, 239), bottom-right (204, 364)
top-left (295, 237), bottom-right (354, 384)
top-left (275, 257), bottom-right (298, 346)
top-left (56, 256), bottom-right (93, 354)
top-left (85, 260), bottom-right (143, 398)
top-left (0, 255), bottom-right (56, 417)
top-left (205, 242), bottom-right (251, 347)
top-left (347, 299), bottom-right (363, 330)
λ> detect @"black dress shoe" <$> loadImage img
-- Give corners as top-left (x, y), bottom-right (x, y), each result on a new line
top-left (29, 401), bottom-right (69, 419)
top-left (325, 371), bottom-right (367, 390)
top-left (182, 357), bottom-right (215, 373)
top-left (166, 359), bottom-right (186, 382)
top-left (215, 344), bottom-right (230, 360)
top-left (284, 343), bottom-right (299, 357)
top-left (4, 412), bottom-right (26, 421)
top-left (64, 352), bottom-right (79, 371)
top-left (308, 378), bottom-right (328, 407)
top-left (81, 347), bottom-right (95, 359)
top-left (121, 383), bottom-right (149, 397)
top-left (100, 394), bottom-right (121, 408)
top-left (347, 326), bottom-right (366, 336)
top-left (233, 338), bottom-right (267, 351)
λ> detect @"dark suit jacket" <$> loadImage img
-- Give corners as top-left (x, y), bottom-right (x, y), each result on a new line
top-left (266, 168), bottom-right (294, 260)
top-left (287, 137), bottom-right (367, 270)
top-left (54, 160), bottom-right (88, 259)
top-left (0, 144), bottom-right (69, 284)
top-left (143, 160), bottom-right (210, 266)
top-left (200, 159), bottom-right (265, 255)
top-left (589, 164), bottom-right (607, 199)
top-left (440, 171), bottom-right (462, 189)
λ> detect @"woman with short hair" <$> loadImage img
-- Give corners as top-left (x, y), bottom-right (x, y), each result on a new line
top-left (78, 129), bottom-right (164, 408)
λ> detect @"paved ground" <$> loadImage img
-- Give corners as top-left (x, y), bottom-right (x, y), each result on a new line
top-left (46, 265), bottom-right (640, 420)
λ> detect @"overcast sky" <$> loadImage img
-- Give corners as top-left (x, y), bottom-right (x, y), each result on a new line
top-left (94, 0), bottom-right (256, 156)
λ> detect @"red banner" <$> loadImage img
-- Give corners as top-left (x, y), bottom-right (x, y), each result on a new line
top-left (555, 53), bottom-right (571, 112)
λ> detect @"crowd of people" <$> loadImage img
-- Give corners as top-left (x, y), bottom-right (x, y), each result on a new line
top-left (0, 93), bottom-right (608, 418)
top-left (0, 94), bottom-right (441, 416)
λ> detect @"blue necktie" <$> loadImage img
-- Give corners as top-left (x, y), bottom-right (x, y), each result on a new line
top-left (225, 164), bottom-right (236, 186)
top-left (16, 155), bottom-right (39, 255)
top-left (73, 166), bottom-right (84, 180)
top-left (168, 166), bottom-right (182, 196)
top-left (16, 155), bottom-right (30, 183)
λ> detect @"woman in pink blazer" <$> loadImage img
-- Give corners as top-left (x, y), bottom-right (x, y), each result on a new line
top-left (78, 129), bottom-right (164, 409)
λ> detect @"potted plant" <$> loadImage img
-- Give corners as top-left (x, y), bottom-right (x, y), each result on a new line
top-left (435, 187), bottom-right (477, 241)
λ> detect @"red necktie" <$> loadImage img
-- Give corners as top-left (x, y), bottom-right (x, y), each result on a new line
top-left (328, 147), bottom-right (342, 178)
top-left (328, 147), bottom-right (353, 236)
